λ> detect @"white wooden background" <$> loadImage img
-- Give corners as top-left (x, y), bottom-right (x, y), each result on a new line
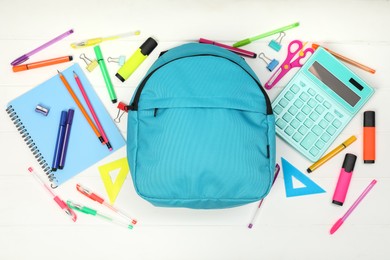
top-left (1, 0), bottom-right (389, 259)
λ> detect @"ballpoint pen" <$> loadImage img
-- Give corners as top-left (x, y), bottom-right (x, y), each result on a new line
top-left (76, 184), bottom-right (137, 225)
top-left (12, 56), bottom-right (73, 72)
top-left (11, 29), bottom-right (74, 66)
top-left (248, 164), bottom-right (280, 229)
top-left (71, 30), bottom-right (140, 48)
top-left (27, 167), bottom-right (77, 222)
top-left (232, 22), bottom-right (299, 48)
top-left (67, 200), bottom-right (133, 230)
top-left (330, 179), bottom-right (377, 235)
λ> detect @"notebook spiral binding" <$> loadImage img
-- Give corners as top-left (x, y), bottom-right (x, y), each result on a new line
top-left (6, 105), bottom-right (58, 188)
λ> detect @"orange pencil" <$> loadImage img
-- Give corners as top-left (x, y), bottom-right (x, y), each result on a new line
top-left (13, 56), bottom-right (73, 72)
top-left (312, 44), bottom-right (376, 74)
top-left (57, 70), bottom-right (105, 145)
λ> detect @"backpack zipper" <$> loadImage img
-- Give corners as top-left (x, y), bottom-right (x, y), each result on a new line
top-left (128, 54), bottom-right (273, 115)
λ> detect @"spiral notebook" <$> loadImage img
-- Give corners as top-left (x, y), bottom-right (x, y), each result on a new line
top-left (6, 63), bottom-right (125, 187)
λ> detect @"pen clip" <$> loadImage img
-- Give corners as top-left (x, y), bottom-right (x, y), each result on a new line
top-left (53, 196), bottom-right (77, 222)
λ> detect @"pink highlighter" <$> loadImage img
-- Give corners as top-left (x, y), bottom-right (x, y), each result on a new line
top-left (332, 153), bottom-right (357, 206)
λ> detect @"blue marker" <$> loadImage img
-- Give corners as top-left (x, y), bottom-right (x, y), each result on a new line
top-left (59, 109), bottom-right (74, 169)
top-left (52, 111), bottom-right (67, 171)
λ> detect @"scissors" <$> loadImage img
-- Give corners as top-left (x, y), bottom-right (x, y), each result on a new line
top-left (265, 40), bottom-right (314, 90)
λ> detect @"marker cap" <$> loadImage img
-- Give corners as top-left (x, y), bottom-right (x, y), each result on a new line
top-left (364, 111), bottom-right (375, 127)
top-left (139, 37), bottom-right (158, 56)
top-left (342, 153), bottom-right (357, 173)
top-left (67, 109), bottom-right (75, 124)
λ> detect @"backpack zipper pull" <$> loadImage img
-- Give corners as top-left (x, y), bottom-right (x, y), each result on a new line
top-left (154, 108), bottom-right (158, 117)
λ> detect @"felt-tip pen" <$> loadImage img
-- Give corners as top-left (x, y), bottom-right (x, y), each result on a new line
top-left (332, 153), bottom-right (357, 206)
top-left (363, 111), bottom-right (375, 164)
top-left (94, 45), bottom-right (117, 103)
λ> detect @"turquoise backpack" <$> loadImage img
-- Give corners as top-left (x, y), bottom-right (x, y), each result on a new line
top-left (127, 43), bottom-right (276, 209)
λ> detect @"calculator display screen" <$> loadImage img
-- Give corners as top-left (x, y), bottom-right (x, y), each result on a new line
top-left (309, 61), bottom-right (361, 106)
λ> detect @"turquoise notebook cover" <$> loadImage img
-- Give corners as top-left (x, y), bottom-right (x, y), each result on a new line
top-left (6, 63), bottom-right (125, 187)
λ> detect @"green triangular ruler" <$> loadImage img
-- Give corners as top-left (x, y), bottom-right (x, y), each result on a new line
top-left (98, 157), bottom-right (129, 204)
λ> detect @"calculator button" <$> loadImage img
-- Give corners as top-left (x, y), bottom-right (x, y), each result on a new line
top-left (308, 99), bottom-right (317, 108)
top-left (288, 106), bottom-right (298, 116)
top-left (274, 105), bottom-right (283, 115)
top-left (302, 105), bottom-right (311, 115)
top-left (282, 113), bottom-right (293, 123)
top-left (324, 113), bottom-right (334, 122)
top-left (291, 84), bottom-right (300, 93)
top-left (308, 88), bottom-right (316, 96)
top-left (293, 132), bottom-right (303, 142)
top-left (321, 133), bottom-right (331, 142)
top-left (279, 98), bottom-right (288, 108)
top-left (334, 110), bottom-right (344, 118)
top-left (312, 125), bottom-right (323, 136)
top-left (315, 95), bottom-right (324, 103)
top-left (285, 126), bottom-right (295, 136)
top-left (297, 112), bottom-right (306, 122)
top-left (326, 125), bottom-right (337, 135)
top-left (300, 81), bottom-right (306, 87)
top-left (309, 147), bottom-right (319, 156)
top-left (315, 140), bottom-right (325, 149)
top-left (332, 119), bottom-right (342, 128)
top-left (323, 101), bottom-right (331, 109)
top-left (299, 92), bottom-right (309, 102)
top-left (315, 105), bottom-right (325, 115)
top-left (294, 99), bottom-right (304, 108)
top-left (319, 119), bottom-right (329, 129)
top-left (303, 118), bottom-right (314, 128)
top-left (309, 112), bottom-right (319, 121)
top-left (298, 125), bottom-right (308, 135)
top-left (276, 119), bottom-right (287, 129)
top-left (290, 119), bottom-right (300, 129)
top-left (300, 132), bottom-right (317, 150)
top-left (285, 91), bottom-right (295, 101)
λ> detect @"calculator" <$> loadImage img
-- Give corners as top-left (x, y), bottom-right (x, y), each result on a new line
top-left (272, 47), bottom-right (375, 161)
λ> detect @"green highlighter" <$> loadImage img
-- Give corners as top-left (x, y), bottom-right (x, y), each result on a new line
top-left (115, 37), bottom-right (158, 82)
top-left (94, 45), bottom-right (117, 103)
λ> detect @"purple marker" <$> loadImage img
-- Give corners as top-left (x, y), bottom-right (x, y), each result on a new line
top-left (52, 111), bottom-right (68, 171)
top-left (10, 29), bottom-right (74, 66)
top-left (58, 109), bottom-right (74, 169)
top-left (332, 153), bottom-right (357, 206)
top-left (199, 38), bottom-right (257, 58)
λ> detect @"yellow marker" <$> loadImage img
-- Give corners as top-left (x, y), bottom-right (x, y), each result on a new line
top-left (71, 30), bottom-right (140, 48)
top-left (307, 135), bottom-right (357, 173)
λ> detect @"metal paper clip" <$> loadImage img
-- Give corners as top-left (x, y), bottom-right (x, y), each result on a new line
top-left (107, 55), bottom-right (126, 66)
top-left (114, 102), bottom-right (129, 123)
top-left (79, 53), bottom-right (98, 72)
top-left (269, 32), bottom-right (286, 52)
top-left (258, 53), bottom-right (279, 72)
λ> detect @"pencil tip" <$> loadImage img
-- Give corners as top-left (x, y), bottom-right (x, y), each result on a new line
top-left (57, 70), bottom-right (61, 74)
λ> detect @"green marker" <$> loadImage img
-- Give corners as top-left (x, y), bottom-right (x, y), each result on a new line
top-left (94, 45), bottom-right (117, 103)
top-left (115, 37), bottom-right (158, 82)
top-left (67, 200), bottom-right (133, 230)
top-left (233, 22), bottom-right (300, 48)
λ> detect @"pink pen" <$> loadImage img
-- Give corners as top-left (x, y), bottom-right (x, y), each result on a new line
top-left (330, 179), bottom-right (377, 235)
top-left (199, 38), bottom-right (257, 58)
top-left (73, 71), bottom-right (112, 151)
top-left (27, 167), bottom-right (77, 222)
top-left (76, 184), bottom-right (137, 225)
top-left (332, 153), bottom-right (357, 206)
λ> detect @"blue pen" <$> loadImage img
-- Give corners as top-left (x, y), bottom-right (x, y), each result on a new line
top-left (52, 111), bottom-right (68, 171)
top-left (59, 109), bottom-right (74, 169)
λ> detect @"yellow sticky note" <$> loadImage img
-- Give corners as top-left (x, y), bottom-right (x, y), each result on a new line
top-left (98, 157), bottom-right (129, 205)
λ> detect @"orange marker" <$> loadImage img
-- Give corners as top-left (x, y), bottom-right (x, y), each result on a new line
top-left (12, 56), bottom-right (73, 72)
top-left (57, 70), bottom-right (105, 145)
top-left (363, 111), bottom-right (375, 164)
top-left (312, 44), bottom-right (376, 74)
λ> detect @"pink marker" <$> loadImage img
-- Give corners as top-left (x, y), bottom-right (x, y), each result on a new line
top-left (73, 71), bottom-right (113, 151)
top-left (199, 38), bottom-right (257, 58)
top-left (330, 179), bottom-right (377, 235)
top-left (332, 153), bottom-right (357, 206)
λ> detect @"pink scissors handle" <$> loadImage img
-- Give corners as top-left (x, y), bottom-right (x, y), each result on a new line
top-left (265, 40), bottom-right (314, 90)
